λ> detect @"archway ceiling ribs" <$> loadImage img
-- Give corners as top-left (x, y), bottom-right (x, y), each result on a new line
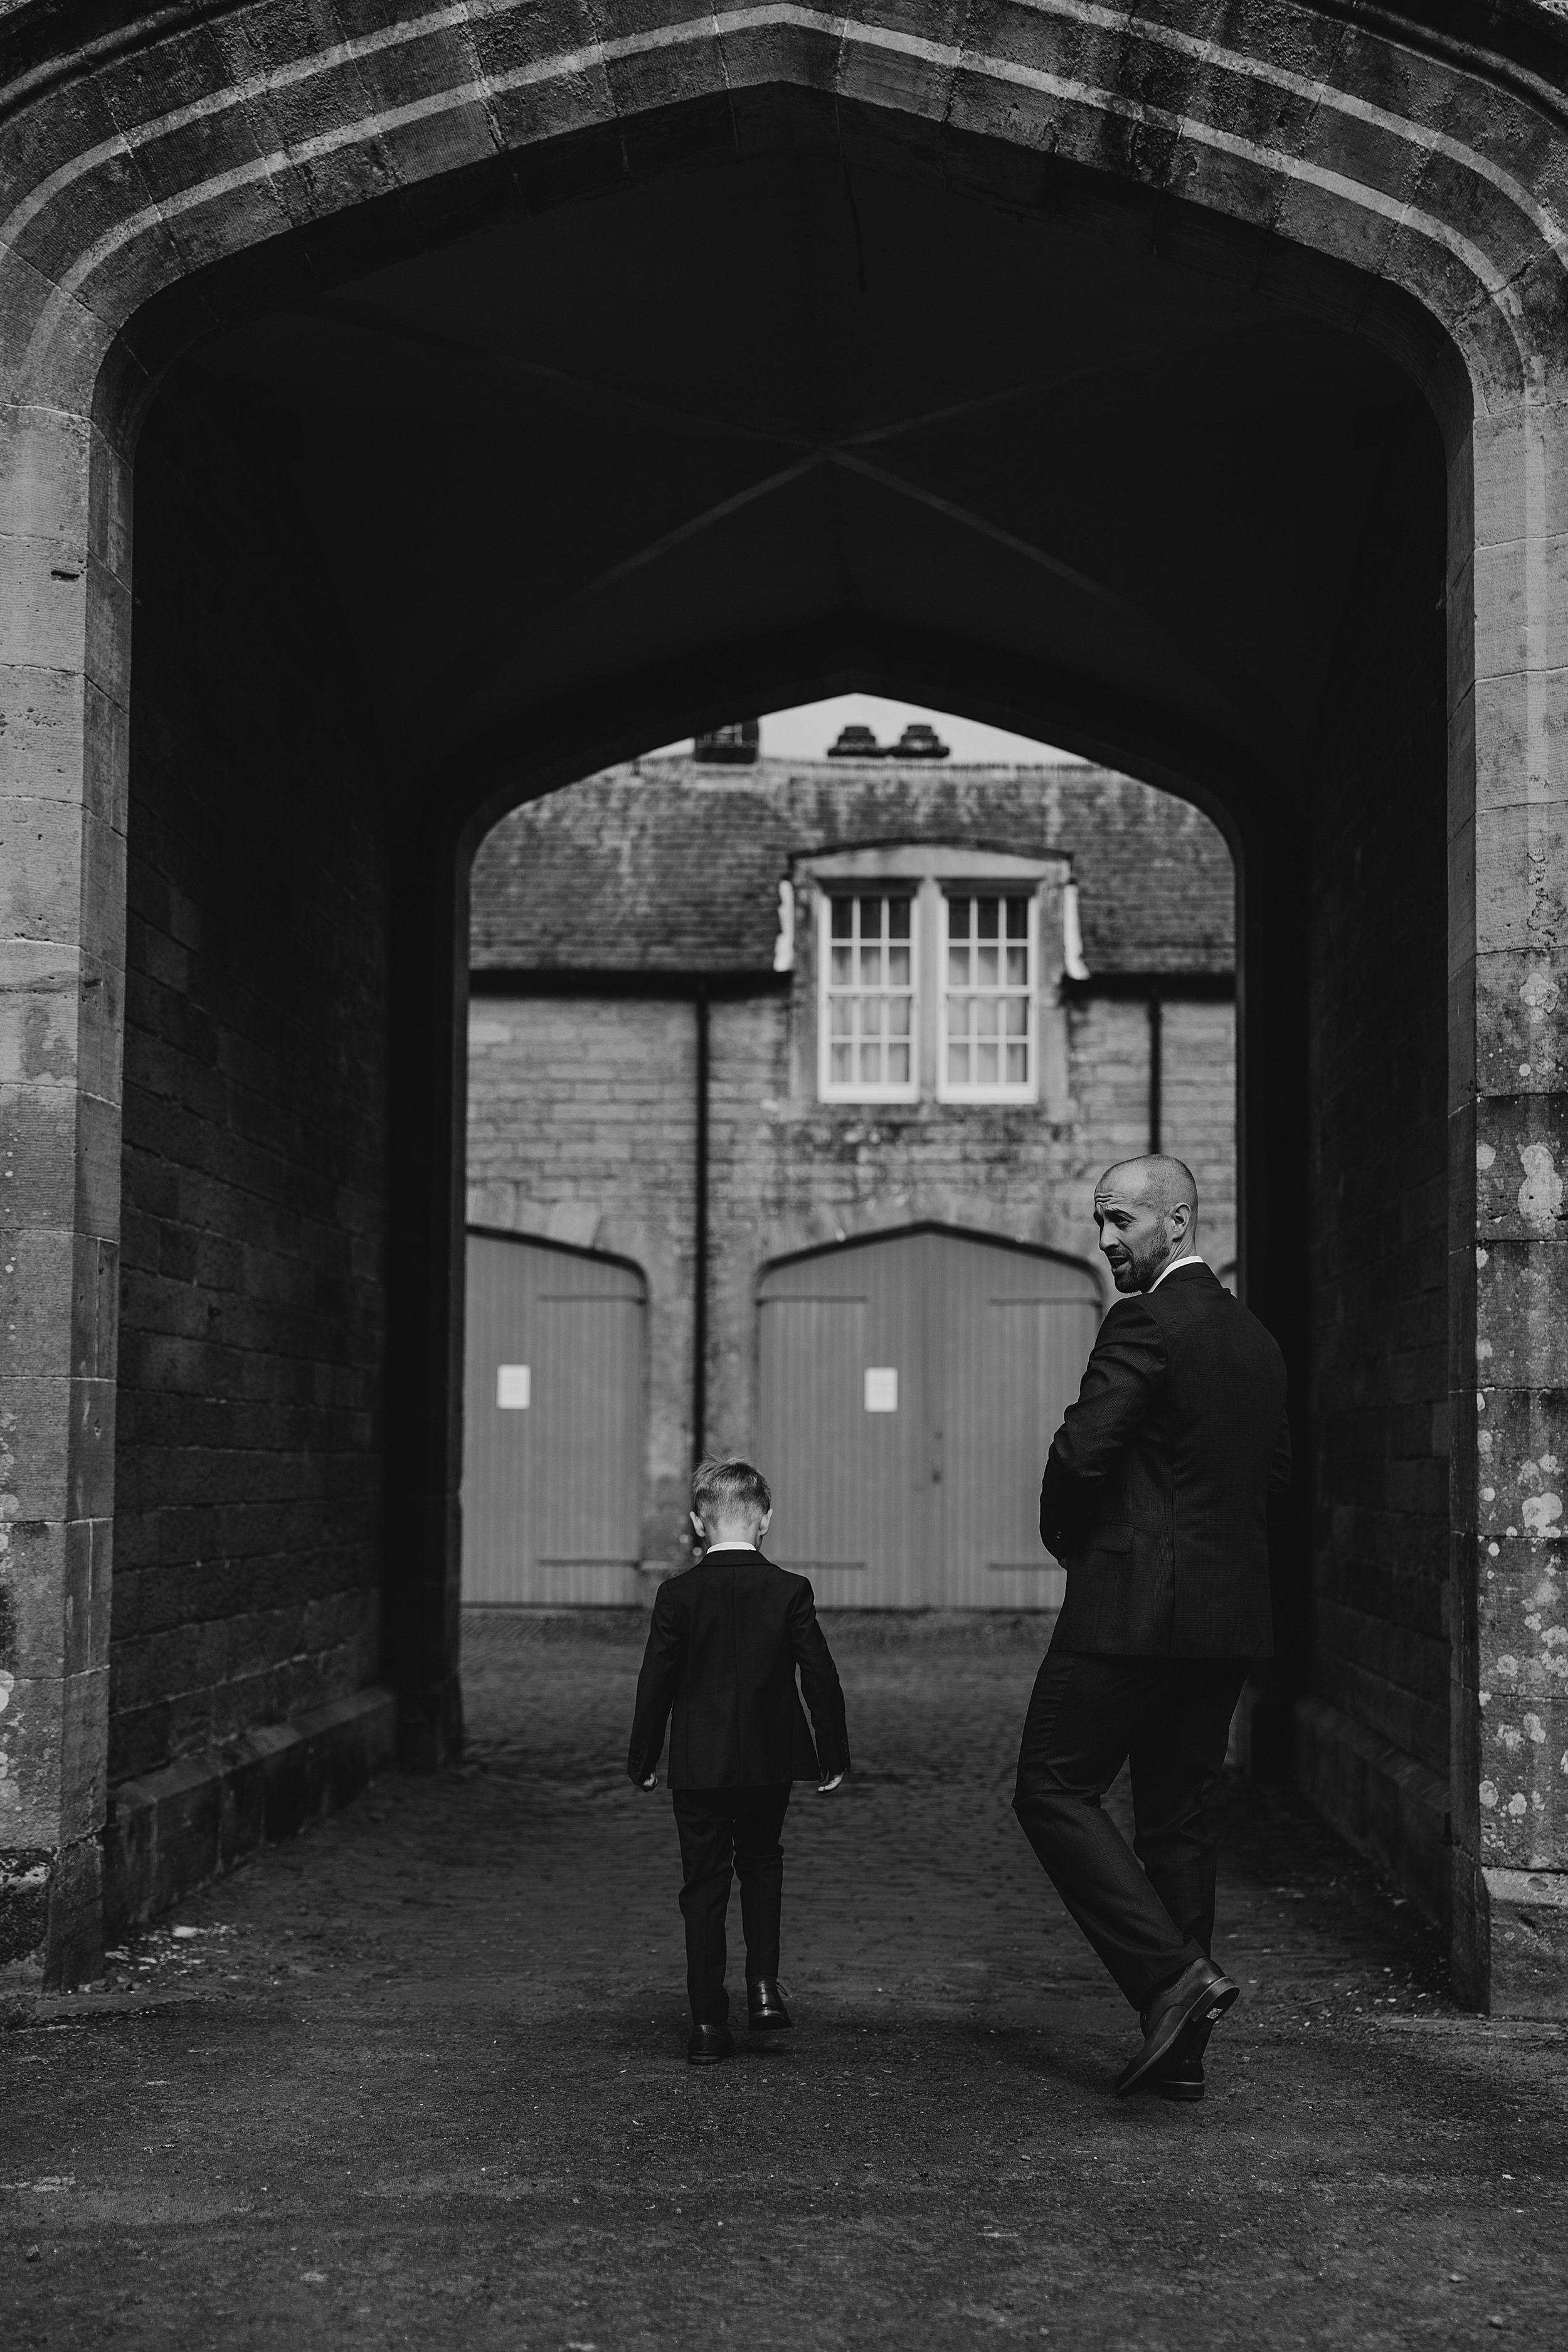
top-left (293, 287), bottom-right (1295, 761)
top-left (183, 120), bottom-right (1429, 796)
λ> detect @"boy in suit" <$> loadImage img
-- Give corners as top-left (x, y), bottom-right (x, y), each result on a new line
top-left (627, 1456), bottom-right (852, 2064)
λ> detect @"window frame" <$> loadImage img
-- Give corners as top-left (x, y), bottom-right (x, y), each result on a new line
top-left (936, 887), bottom-right (1039, 1103)
top-left (815, 887), bottom-right (921, 1104)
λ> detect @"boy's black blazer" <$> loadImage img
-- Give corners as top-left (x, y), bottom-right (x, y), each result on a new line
top-left (626, 1549), bottom-right (850, 1789)
top-left (1039, 1262), bottom-right (1291, 1657)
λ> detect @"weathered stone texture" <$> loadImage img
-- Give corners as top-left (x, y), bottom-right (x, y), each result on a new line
top-left (0, 398), bottom-right (130, 1983)
top-left (1469, 1384), bottom-right (1568, 1877)
top-left (109, 382), bottom-right (389, 1786)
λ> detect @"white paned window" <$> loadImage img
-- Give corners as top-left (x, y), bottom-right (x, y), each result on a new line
top-left (941, 893), bottom-right (1034, 1099)
top-left (820, 893), bottom-right (918, 1100)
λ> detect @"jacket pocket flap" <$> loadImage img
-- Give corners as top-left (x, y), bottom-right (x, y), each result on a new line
top-left (1086, 1523), bottom-right (1135, 1553)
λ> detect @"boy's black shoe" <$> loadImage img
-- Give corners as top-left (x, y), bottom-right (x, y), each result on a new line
top-left (687, 2023), bottom-right (735, 2065)
top-left (748, 1979), bottom-right (792, 2031)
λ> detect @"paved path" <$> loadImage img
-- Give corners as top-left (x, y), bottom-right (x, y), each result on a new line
top-left (3, 1614), bottom-right (1564, 2349)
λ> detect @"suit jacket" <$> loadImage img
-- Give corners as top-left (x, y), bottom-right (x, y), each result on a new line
top-left (1039, 1262), bottom-right (1290, 1657)
top-left (626, 1548), bottom-right (851, 1789)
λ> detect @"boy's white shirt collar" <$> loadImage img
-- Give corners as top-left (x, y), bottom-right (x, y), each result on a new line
top-left (702, 1540), bottom-right (760, 1553)
top-left (1148, 1251), bottom-right (1206, 1291)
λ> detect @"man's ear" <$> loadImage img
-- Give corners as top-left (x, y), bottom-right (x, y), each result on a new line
top-left (758, 1506), bottom-right (773, 1538)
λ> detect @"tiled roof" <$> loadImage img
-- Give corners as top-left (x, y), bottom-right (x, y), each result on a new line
top-left (469, 757), bottom-right (1234, 977)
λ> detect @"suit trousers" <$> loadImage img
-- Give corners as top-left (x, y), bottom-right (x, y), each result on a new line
top-left (671, 1785), bottom-right (792, 2025)
top-left (1011, 1648), bottom-right (1248, 2011)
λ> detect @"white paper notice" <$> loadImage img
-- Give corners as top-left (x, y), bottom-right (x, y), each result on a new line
top-left (496, 1364), bottom-right (531, 1409)
top-left (864, 1367), bottom-right (898, 1412)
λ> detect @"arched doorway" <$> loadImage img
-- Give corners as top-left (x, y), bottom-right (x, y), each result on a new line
top-left (3, 3), bottom-right (1560, 2011)
top-left (461, 1232), bottom-right (647, 1607)
top-left (758, 1229), bottom-right (1100, 1608)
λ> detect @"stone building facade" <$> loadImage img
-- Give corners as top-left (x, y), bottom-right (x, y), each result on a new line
top-left (465, 753), bottom-right (1236, 1584)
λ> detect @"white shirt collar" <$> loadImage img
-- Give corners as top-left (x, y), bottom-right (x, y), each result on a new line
top-left (1148, 1251), bottom-right (1206, 1292)
top-left (702, 1540), bottom-right (760, 1554)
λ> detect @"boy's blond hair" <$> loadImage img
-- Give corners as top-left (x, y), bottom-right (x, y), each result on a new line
top-left (692, 1456), bottom-right (771, 1525)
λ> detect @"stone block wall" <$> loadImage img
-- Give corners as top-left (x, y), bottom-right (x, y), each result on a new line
top-left (1066, 997), bottom-right (1239, 1273)
top-left (1303, 426), bottom-right (1452, 1908)
top-left (1161, 1002), bottom-right (1241, 1261)
top-left (109, 384), bottom-right (389, 1784)
top-left (1066, 1000), bottom-right (1157, 1180)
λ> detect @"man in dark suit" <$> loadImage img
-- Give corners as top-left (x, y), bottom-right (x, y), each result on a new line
top-left (628, 1456), bottom-right (852, 2064)
top-left (1014, 1154), bottom-right (1290, 2100)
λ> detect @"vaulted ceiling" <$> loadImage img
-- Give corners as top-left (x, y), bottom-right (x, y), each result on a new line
top-left (183, 91), bottom-right (1441, 820)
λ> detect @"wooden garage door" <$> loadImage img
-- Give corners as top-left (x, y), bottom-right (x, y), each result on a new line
top-left (758, 1229), bottom-right (1099, 1608)
top-left (461, 1232), bottom-right (646, 1606)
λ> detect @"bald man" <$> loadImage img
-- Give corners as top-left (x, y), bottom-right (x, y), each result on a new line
top-left (1013, 1155), bottom-right (1290, 2101)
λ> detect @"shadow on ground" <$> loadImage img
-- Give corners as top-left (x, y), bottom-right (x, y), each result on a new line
top-left (2, 1613), bottom-right (1563, 2349)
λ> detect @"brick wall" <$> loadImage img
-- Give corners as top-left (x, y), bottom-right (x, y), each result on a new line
top-left (110, 384), bottom-right (389, 1783)
top-left (1307, 434), bottom-right (1450, 1790)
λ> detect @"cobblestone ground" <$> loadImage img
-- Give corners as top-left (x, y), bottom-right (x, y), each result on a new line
top-left (3, 1613), bottom-right (1565, 2350)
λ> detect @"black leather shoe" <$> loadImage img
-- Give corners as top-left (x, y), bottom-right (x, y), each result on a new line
top-left (747, 1979), bottom-right (793, 2031)
top-left (1115, 1957), bottom-right (1238, 2098)
top-left (1155, 2050), bottom-right (1205, 2102)
top-left (686, 2023), bottom-right (735, 2065)
top-left (1155, 2017), bottom-right (1212, 2102)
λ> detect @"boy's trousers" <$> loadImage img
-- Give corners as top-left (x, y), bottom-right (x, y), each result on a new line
top-left (671, 1784), bottom-right (792, 2025)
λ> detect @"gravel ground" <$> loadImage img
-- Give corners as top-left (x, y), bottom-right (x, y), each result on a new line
top-left (1, 1610), bottom-right (1564, 2350)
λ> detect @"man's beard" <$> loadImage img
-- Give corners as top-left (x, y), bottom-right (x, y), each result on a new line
top-left (1108, 1237), bottom-right (1166, 1293)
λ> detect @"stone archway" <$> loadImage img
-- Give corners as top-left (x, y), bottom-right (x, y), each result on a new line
top-left (1, 3), bottom-right (1564, 2013)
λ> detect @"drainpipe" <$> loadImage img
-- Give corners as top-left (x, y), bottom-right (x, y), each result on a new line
top-left (692, 984), bottom-right (710, 1471)
top-left (1148, 978), bottom-right (1163, 1155)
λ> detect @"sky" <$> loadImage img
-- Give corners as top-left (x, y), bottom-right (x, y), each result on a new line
top-left (646, 693), bottom-right (1078, 765)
